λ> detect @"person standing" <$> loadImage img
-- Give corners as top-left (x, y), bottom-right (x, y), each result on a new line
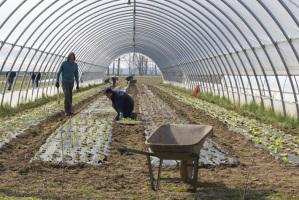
top-left (6, 71), bottom-right (16, 91)
top-left (35, 72), bottom-right (41, 87)
top-left (104, 88), bottom-right (134, 120)
top-left (55, 52), bottom-right (79, 116)
top-left (30, 72), bottom-right (36, 87)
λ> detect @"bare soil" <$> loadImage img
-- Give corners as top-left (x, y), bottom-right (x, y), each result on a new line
top-left (0, 79), bottom-right (298, 199)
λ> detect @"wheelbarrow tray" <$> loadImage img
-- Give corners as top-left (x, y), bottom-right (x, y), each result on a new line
top-left (145, 124), bottom-right (212, 160)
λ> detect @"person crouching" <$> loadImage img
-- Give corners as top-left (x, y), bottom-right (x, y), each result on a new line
top-left (104, 88), bottom-right (134, 120)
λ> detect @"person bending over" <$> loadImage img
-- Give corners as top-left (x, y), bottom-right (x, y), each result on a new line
top-left (104, 88), bottom-right (134, 120)
top-left (125, 75), bottom-right (134, 85)
top-left (111, 76), bottom-right (118, 87)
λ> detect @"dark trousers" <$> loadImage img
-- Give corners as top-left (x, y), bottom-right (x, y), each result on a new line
top-left (62, 81), bottom-right (74, 114)
top-left (7, 77), bottom-right (14, 90)
top-left (32, 80), bottom-right (39, 87)
top-left (113, 101), bottom-right (134, 120)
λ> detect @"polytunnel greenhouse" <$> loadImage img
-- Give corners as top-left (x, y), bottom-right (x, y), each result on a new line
top-left (0, 0), bottom-right (298, 199)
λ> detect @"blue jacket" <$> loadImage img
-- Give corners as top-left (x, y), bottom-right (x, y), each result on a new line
top-left (56, 61), bottom-right (79, 84)
top-left (111, 90), bottom-right (134, 114)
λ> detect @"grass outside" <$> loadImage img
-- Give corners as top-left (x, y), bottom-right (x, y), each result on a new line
top-left (0, 75), bottom-right (55, 93)
top-left (1, 80), bottom-right (34, 93)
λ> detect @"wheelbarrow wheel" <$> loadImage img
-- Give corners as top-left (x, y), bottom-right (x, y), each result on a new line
top-left (180, 160), bottom-right (193, 180)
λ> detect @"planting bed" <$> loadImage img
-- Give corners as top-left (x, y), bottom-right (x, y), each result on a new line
top-left (0, 86), bottom-right (105, 149)
top-left (32, 96), bottom-right (114, 164)
top-left (156, 85), bottom-right (299, 165)
top-left (138, 84), bottom-right (238, 166)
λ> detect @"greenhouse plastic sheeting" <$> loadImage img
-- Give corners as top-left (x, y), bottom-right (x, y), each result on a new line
top-left (0, 0), bottom-right (298, 117)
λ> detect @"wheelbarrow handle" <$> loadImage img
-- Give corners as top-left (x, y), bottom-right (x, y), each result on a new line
top-left (117, 147), bottom-right (152, 156)
top-left (117, 147), bottom-right (127, 156)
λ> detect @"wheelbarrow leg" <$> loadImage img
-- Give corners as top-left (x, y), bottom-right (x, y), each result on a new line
top-left (146, 155), bottom-right (155, 190)
top-left (193, 155), bottom-right (199, 192)
top-left (156, 159), bottom-right (163, 189)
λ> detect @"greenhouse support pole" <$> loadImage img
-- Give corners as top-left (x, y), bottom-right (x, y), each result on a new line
top-left (207, 0), bottom-right (265, 106)
top-left (179, 1), bottom-right (241, 104)
top-left (117, 57), bottom-right (120, 76)
top-left (113, 61), bottom-right (115, 75)
top-left (222, 1), bottom-right (275, 111)
top-left (258, 0), bottom-right (299, 117)
top-left (241, 1), bottom-right (296, 117)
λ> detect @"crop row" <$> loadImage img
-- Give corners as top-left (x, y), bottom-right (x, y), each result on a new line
top-left (138, 85), bottom-right (184, 139)
top-left (32, 96), bottom-right (114, 164)
top-left (157, 85), bottom-right (299, 164)
top-left (138, 85), bottom-right (238, 166)
top-left (0, 86), bottom-right (105, 149)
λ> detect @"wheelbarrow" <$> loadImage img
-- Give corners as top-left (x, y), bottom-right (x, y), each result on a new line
top-left (117, 124), bottom-right (213, 191)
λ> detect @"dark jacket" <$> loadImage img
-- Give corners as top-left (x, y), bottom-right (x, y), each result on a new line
top-left (126, 75), bottom-right (134, 81)
top-left (111, 90), bottom-right (134, 116)
top-left (6, 72), bottom-right (16, 78)
top-left (31, 73), bottom-right (36, 80)
top-left (36, 72), bottom-right (41, 80)
top-left (111, 76), bottom-right (117, 82)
